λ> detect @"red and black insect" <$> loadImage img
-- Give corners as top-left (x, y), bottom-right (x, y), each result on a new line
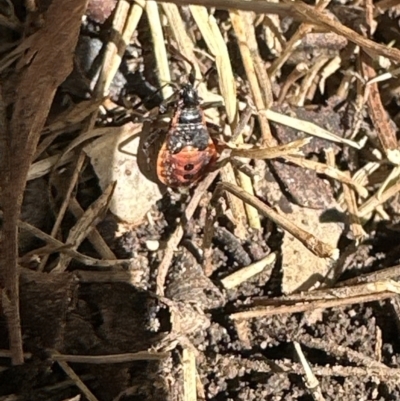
top-left (156, 73), bottom-right (218, 187)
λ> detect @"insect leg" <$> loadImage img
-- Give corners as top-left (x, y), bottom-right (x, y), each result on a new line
top-left (142, 128), bottom-right (164, 163)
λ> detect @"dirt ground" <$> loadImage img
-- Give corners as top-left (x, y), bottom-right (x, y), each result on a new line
top-left (2, 0), bottom-right (400, 400)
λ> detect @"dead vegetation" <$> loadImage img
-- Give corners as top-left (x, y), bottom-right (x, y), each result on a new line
top-left (2, 0), bottom-right (400, 400)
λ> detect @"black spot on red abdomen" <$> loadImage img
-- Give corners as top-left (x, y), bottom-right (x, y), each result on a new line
top-left (157, 143), bottom-right (217, 187)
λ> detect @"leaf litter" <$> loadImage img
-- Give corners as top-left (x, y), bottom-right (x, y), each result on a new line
top-left (2, 1), bottom-right (400, 400)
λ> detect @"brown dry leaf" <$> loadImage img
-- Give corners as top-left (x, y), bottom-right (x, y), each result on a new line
top-left (281, 204), bottom-right (342, 294)
top-left (83, 122), bottom-right (164, 223)
top-left (0, 0), bottom-right (88, 365)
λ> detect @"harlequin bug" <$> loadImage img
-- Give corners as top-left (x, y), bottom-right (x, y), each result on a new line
top-left (155, 69), bottom-right (218, 187)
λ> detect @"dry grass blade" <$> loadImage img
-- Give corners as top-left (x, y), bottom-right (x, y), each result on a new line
top-left (147, 1), bottom-right (173, 99)
top-left (211, 182), bottom-right (339, 260)
top-left (42, 99), bottom-right (104, 135)
top-left (295, 55), bottom-right (330, 107)
top-left (227, 136), bottom-right (311, 233)
top-left (358, 178), bottom-right (400, 218)
top-left (160, 0), bottom-right (400, 63)
top-left (35, 99), bottom-right (104, 160)
top-left (162, 3), bottom-right (201, 78)
top-left (319, 56), bottom-right (341, 95)
top-left (337, 161), bottom-right (380, 207)
top-left (237, 169), bottom-right (261, 230)
top-left (294, 342), bottom-right (326, 401)
top-left (224, 105), bottom-right (261, 229)
top-left (155, 0), bottom-right (294, 16)
top-left (214, 354), bottom-right (400, 379)
top-left (190, 5), bottom-right (237, 123)
top-left (68, 198), bottom-right (116, 260)
top-left (230, 138), bottom-right (310, 159)
top-left (342, 176), bottom-right (366, 242)
top-left (51, 181), bottom-right (116, 273)
top-left (239, 11), bottom-right (273, 109)
top-left (95, 0), bottom-right (130, 98)
top-left (211, 13), bottom-right (266, 230)
top-left (218, 162), bottom-right (248, 239)
top-left (27, 154), bottom-right (74, 181)
top-left (99, 0), bottom-right (145, 96)
top-left (16, 219), bottom-right (129, 267)
top-left (42, 99), bottom-right (104, 136)
top-left (229, 113), bottom-right (262, 231)
top-left (182, 347), bottom-right (197, 401)
top-left (230, 10), bottom-right (274, 146)
top-left (269, 0), bottom-right (331, 78)
top-left (278, 63), bottom-right (309, 104)
top-left (374, 0), bottom-right (400, 16)
top-left (38, 152), bottom-right (86, 271)
top-left (377, 165), bottom-right (400, 199)
top-left (276, 280), bottom-right (400, 302)
top-left (58, 127), bottom-right (118, 165)
top-left (265, 109), bottom-right (362, 149)
top-left (221, 253), bottom-right (276, 290)
top-left (339, 264), bottom-right (400, 286)
top-left (215, 114), bottom-right (251, 237)
top-left (300, 333), bottom-right (388, 370)
top-left (366, 67), bottom-right (399, 85)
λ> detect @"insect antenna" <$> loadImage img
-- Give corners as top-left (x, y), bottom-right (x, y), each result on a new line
top-left (166, 45), bottom-right (198, 83)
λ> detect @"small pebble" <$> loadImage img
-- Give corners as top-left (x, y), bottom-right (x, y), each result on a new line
top-left (146, 240), bottom-right (160, 251)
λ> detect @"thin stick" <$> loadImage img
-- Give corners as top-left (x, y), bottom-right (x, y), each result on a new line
top-left (15, 219), bottom-right (130, 267)
top-left (231, 292), bottom-right (393, 320)
top-left (56, 358), bottom-right (100, 401)
top-left (68, 198), bottom-right (116, 260)
top-left (52, 182), bottom-right (116, 273)
top-left (51, 351), bottom-right (168, 364)
top-left (212, 182), bottom-right (338, 259)
top-left (294, 342), bottom-right (326, 401)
